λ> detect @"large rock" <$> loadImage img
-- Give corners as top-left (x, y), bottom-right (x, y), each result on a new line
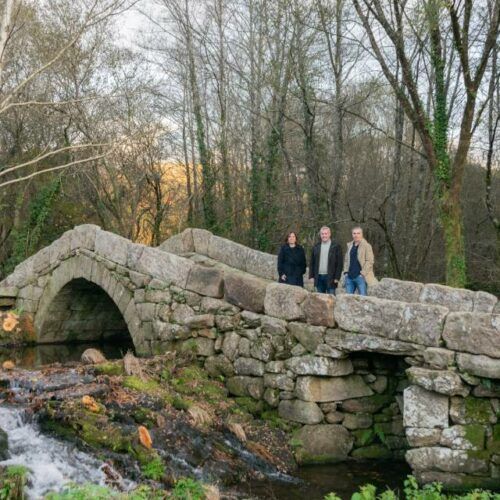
top-left (191, 228), bottom-right (212, 255)
top-left (440, 425), bottom-right (485, 450)
top-left (406, 447), bottom-right (489, 474)
top-left (226, 376), bottom-right (264, 399)
top-left (208, 235), bottom-right (250, 270)
top-left (449, 396), bottom-right (496, 425)
top-left (370, 278), bottom-right (423, 303)
top-left (419, 284), bottom-right (474, 312)
top-left (334, 295), bottom-right (403, 339)
top-left (341, 394), bottom-right (393, 413)
top-left (288, 322), bottom-right (325, 352)
top-left (293, 425), bottom-right (354, 464)
top-left (158, 228), bottom-right (194, 254)
top-left (473, 291), bottom-right (498, 313)
top-left (456, 353), bottom-right (500, 379)
top-left (423, 348), bottom-right (455, 369)
top-left (264, 373), bottom-right (294, 391)
top-left (264, 283), bottom-right (308, 320)
top-left (224, 270), bottom-right (268, 313)
top-left (295, 375), bottom-right (373, 402)
top-left (406, 428), bottom-right (442, 447)
top-left (185, 265), bottom-right (224, 298)
top-left (403, 385), bottom-right (449, 428)
top-left (222, 331), bottom-right (240, 361)
top-left (278, 400), bottom-right (323, 424)
top-left (302, 293), bottom-right (336, 327)
top-left (325, 329), bottom-right (423, 356)
top-left (244, 248), bottom-right (278, 281)
top-left (204, 355), bottom-right (235, 378)
top-left (285, 356), bottom-right (353, 376)
top-left (94, 231), bottom-right (130, 266)
top-left (398, 303), bottom-right (448, 347)
top-left (406, 367), bottom-right (469, 397)
top-left (443, 312), bottom-right (500, 358)
top-left (133, 246), bottom-right (193, 288)
top-left (234, 357), bottom-right (265, 376)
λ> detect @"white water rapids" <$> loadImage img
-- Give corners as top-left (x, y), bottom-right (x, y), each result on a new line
top-left (0, 405), bottom-right (113, 498)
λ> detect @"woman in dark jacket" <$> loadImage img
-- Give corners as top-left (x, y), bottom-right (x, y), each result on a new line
top-left (277, 232), bottom-right (307, 287)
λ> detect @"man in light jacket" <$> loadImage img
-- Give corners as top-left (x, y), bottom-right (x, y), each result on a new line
top-left (342, 226), bottom-right (377, 296)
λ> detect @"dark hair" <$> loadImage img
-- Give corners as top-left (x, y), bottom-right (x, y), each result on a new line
top-left (285, 231), bottom-right (299, 244)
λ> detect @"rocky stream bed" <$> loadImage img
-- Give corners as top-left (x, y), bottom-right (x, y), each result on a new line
top-left (0, 349), bottom-right (301, 498)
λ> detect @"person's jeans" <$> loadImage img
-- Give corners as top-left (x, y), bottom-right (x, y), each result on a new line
top-left (316, 274), bottom-right (336, 295)
top-left (345, 274), bottom-right (367, 296)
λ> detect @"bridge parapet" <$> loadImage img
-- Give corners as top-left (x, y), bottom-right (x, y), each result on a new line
top-left (0, 224), bottom-right (498, 490)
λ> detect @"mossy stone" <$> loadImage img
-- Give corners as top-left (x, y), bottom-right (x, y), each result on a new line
top-left (351, 444), bottom-right (392, 460)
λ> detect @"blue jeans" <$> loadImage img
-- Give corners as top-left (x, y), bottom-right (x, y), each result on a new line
top-left (316, 274), bottom-right (336, 295)
top-left (345, 274), bottom-right (367, 296)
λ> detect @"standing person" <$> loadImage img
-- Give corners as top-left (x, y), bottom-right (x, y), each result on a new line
top-left (277, 232), bottom-right (307, 287)
top-left (309, 226), bottom-right (343, 294)
top-left (342, 226), bottom-right (377, 296)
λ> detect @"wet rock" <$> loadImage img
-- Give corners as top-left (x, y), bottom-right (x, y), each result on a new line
top-left (278, 400), bottom-right (323, 424)
top-left (293, 425), bottom-right (353, 464)
top-left (264, 283), bottom-right (308, 320)
top-left (0, 428), bottom-right (8, 460)
top-left (295, 375), bottom-right (373, 403)
top-left (285, 356), bottom-right (353, 377)
top-left (406, 367), bottom-right (469, 397)
top-left (403, 385), bottom-right (449, 428)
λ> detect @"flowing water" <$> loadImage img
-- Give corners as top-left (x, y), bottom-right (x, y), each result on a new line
top-left (0, 405), bottom-right (116, 498)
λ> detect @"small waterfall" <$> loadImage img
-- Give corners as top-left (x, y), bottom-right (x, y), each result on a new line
top-left (0, 405), bottom-right (115, 498)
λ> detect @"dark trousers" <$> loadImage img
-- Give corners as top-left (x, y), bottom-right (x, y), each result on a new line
top-left (316, 274), bottom-right (336, 295)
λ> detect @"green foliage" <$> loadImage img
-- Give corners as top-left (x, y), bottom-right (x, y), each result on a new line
top-left (170, 478), bottom-right (205, 500)
top-left (323, 476), bottom-right (500, 500)
top-left (122, 376), bottom-right (160, 393)
top-left (5, 178), bottom-right (61, 274)
top-left (140, 456), bottom-right (165, 481)
top-left (45, 483), bottom-right (115, 500)
top-left (0, 465), bottom-right (29, 500)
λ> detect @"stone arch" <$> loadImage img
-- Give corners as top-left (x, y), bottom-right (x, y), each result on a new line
top-left (33, 253), bottom-right (142, 349)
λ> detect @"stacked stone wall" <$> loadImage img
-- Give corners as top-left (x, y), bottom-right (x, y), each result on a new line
top-left (0, 224), bottom-right (499, 490)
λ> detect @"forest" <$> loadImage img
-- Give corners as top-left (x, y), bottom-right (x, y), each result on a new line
top-left (0, 0), bottom-right (499, 293)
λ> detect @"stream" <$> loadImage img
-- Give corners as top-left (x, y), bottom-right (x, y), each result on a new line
top-left (0, 343), bottom-right (411, 499)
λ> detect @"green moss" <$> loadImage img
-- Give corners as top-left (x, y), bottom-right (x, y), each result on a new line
top-left (170, 365), bottom-right (227, 402)
top-left (234, 397), bottom-right (263, 416)
top-left (488, 424), bottom-right (500, 453)
top-left (45, 483), bottom-right (116, 499)
top-left (123, 376), bottom-right (160, 394)
top-left (0, 465), bottom-right (30, 499)
top-left (466, 449), bottom-right (490, 461)
top-left (463, 424), bottom-right (485, 450)
top-left (172, 396), bottom-right (191, 411)
top-left (352, 429), bottom-right (375, 447)
top-left (132, 407), bottom-right (157, 427)
top-left (94, 363), bottom-right (124, 376)
top-left (351, 444), bottom-right (392, 460)
top-left (373, 414), bottom-right (391, 423)
top-left (261, 410), bottom-right (295, 431)
top-left (171, 478), bottom-right (205, 500)
top-left (464, 397), bottom-right (494, 424)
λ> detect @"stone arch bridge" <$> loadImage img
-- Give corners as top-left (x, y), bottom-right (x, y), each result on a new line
top-left (0, 224), bottom-right (499, 490)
